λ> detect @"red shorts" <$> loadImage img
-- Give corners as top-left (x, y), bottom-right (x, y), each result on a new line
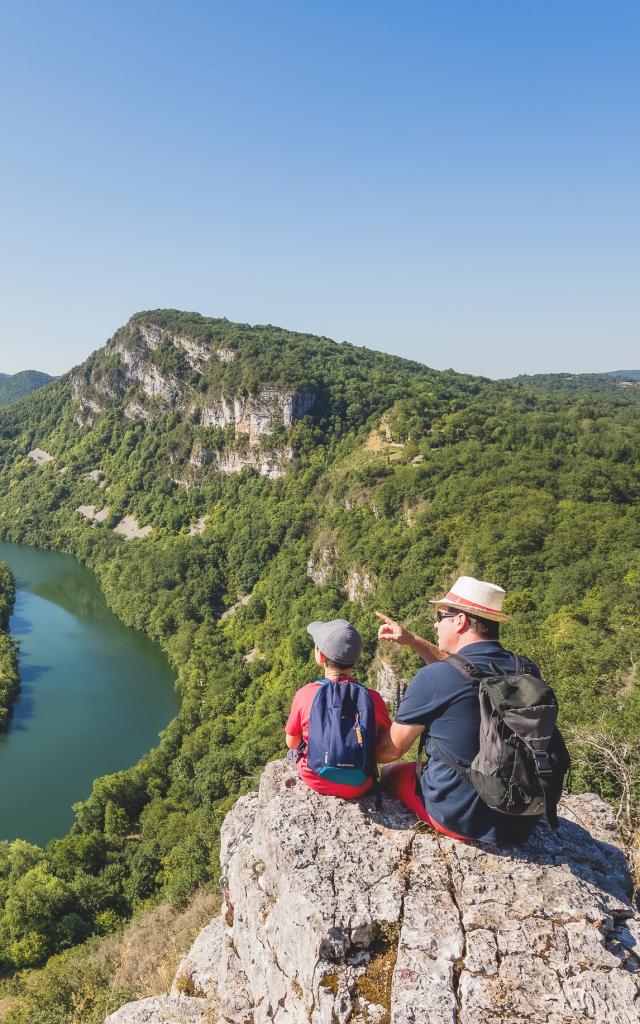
top-left (383, 762), bottom-right (471, 841)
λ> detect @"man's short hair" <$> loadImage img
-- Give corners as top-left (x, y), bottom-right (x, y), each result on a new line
top-left (465, 613), bottom-right (499, 640)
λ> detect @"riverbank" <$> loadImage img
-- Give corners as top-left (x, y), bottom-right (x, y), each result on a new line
top-left (0, 561), bottom-right (19, 730)
top-left (0, 541), bottom-right (178, 845)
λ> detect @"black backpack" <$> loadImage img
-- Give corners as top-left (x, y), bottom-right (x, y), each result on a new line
top-left (418, 653), bottom-right (571, 829)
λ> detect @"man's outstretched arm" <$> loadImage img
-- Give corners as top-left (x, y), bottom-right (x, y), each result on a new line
top-left (375, 612), bottom-right (446, 664)
top-left (376, 721), bottom-right (424, 763)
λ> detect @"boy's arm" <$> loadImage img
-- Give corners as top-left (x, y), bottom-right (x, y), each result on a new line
top-left (285, 689), bottom-right (303, 748)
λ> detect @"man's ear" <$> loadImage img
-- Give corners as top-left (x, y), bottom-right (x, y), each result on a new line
top-left (316, 648), bottom-right (327, 666)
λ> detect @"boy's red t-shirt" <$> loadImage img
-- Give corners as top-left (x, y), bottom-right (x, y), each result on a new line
top-left (285, 678), bottom-right (392, 797)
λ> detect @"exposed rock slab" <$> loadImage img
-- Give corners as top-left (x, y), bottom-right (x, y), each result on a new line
top-left (27, 447), bottom-right (54, 464)
top-left (105, 995), bottom-right (215, 1023)
top-left (187, 517), bottom-right (207, 536)
top-left (219, 594), bottom-right (251, 622)
top-left (107, 762), bottom-right (640, 1024)
top-left (344, 567), bottom-right (375, 604)
top-left (369, 650), bottom-right (408, 713)
top-left (113, 515), bottom-right (153, 539)
top-left (77, 504), bottom-right (110, 523)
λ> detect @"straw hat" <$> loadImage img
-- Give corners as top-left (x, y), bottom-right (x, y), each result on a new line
top-left (430, 576), bottom-right (511, 622)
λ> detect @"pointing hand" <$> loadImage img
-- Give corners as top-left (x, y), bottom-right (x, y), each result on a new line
top-left (375, 611), bottom-right (410, 646)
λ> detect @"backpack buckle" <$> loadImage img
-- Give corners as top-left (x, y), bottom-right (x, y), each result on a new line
top-left (533, 753), bottom-right (553, 778)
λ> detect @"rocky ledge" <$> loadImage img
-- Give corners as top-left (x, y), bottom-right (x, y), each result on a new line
top-left (107, 760), bottom-right (640, 1024)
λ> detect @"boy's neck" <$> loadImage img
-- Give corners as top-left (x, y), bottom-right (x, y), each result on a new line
top-left (323, 668), bottom-right (355, 681)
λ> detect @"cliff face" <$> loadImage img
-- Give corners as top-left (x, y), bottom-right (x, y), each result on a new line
top-left (72, 316), bottom-right (316, 476)
top-left (107, 760), bottom-right (640, 1024)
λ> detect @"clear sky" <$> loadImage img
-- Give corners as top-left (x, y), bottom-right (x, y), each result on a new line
top-left (1, 1), bottom-right (638, 379)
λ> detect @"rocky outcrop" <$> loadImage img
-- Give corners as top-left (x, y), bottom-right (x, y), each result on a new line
top-left (107, 761), bottom-right (640, 1024)
top-left (123, 399), bottom-right (151, 421)
top-left (27, 448), bottom-right (54, 464)
top-left (116, 343), bottom-right (185, 406)
top-left (200, 387), bottom-right (315, 445)
top-left (344, 567), bottom-right (376, 604)
top-left (188, 517), bottom-right (208, 537)
top-left (139, 321), bottom-right (232, 370)
top-left (188, 443), bottom-right (292, 479)
top-left (77, 505), bottom-right (109, 524)
top-left (369, 652), bottom-right (409, 712)
top-left (71, 318), bottom-right (316, 481)
top-left (307, 544), bottom-right (340, 586)
top-left (215, 448), bottom-right (293, 479)
top-left (113, 515), bottom-right (153, 540)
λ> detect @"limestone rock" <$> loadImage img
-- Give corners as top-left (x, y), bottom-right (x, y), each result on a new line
top-left (214, 447), bottom-right (293, 479)
top-left (171, 919), bottom-right (225, 999)
top-left (189, 441), bottom-right (293, 478)
top-left (187, 517), bottom-right (207, 537)
top-left (124, 399), bottom-right (151, 420)
top-left (105, 995), bottom-right (215, 1023)
top-left (27, 447), bottom-right (54, 464)
top-left (200, 387), bottom-right (314, 445)
top-left (77, 504), bottom-right (110, 524)
top-left (219, 594), bottom-right (251, 622)
top-left (107, 762), bottom-right (640, 1024)
top-left (344, 567), bottom-right (376, 604)
top-left (113, 515), bottom-right (152, 540)
top-left (369, 651), bottom-right (408, 712)
top-left (306, 544), bottom-right (339, 586)
top-left (172, 333), bottom-right (209, 371)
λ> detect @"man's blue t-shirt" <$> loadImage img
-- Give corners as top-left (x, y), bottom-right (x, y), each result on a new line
top-left (395, 640), bottom-right (540, 845)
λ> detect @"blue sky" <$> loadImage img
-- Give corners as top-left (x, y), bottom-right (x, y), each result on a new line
top-left (1, 1), bottom-right (638, 378)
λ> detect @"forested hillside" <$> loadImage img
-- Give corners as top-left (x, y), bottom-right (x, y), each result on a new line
top-left (0, 563), bottom-right (19, 729)
top-left (0, 311), bottom-right (639, 1020)
top-left (0, 372), bottom-right (52, 408)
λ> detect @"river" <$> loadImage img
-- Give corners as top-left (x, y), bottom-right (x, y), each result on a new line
top-left (0, 540), bottom-right (178, 846)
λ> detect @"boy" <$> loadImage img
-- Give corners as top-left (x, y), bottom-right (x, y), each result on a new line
top-left (285, 618), bottom-right (391, 797)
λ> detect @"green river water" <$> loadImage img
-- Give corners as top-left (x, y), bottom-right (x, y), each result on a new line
top-left (0, 540), bottom-right (178, 846)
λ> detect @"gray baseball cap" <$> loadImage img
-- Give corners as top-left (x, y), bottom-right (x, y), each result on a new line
top-left (306, 618), bottom-right (362, 666)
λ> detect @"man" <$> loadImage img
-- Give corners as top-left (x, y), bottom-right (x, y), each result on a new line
top-left (375, 576), bottom-right (539, 844)
top-left (285, 619), bottom-right (392, 797)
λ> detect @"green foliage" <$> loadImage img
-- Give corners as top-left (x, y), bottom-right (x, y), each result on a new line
top-left (0, 561), bottom-right (19, 728)
top-left (2, 934), bottom-right (128, 1024)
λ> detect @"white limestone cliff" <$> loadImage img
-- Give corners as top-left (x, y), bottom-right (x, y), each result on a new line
top-left (71, 318), bottom-right (315, 478)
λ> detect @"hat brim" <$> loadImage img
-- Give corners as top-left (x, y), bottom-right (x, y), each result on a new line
top-left (429, 597), bottom-right (511, 623)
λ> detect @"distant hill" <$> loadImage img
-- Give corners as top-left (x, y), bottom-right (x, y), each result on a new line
top-left (0, 369), bottom-right (53, 407)
top-left (604, 370), bottom-right (640, 380)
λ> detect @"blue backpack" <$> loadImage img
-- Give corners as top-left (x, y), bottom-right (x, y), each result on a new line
top-left (306, 679), bottom-right (377, 787)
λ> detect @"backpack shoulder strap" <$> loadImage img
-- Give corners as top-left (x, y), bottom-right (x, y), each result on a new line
top-left (415, 654), bottom-right (482, 779)
top-left (445, 652), bottom-right (485, 681)
top-left (513, 654), bottom-right (536, 675)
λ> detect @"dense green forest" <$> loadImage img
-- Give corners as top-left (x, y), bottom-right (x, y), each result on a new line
top-left (0, 563), bottom-right (19, 729)
top-left (0, 311), bottom-right (639, 1020)
top-left (0, 373), bottom-right (52, 409)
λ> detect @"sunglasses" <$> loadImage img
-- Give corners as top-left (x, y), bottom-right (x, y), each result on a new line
top-left (435, 609), bottom-right (460, 622)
